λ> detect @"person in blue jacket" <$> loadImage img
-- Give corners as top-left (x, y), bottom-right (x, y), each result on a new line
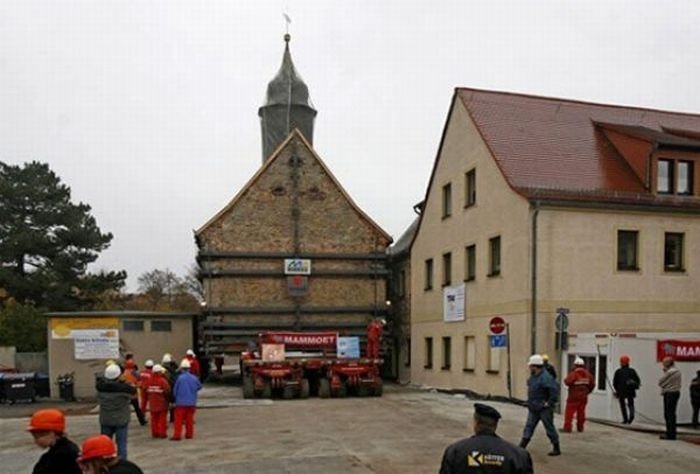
top-left (519, 354), bottom-right (561, 456)
top-left (170, 358), bottom-right (202, 441)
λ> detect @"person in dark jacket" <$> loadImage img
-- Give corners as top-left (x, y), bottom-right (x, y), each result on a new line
top-left (691, 370), bottom-right (700, 429)
top-left (541, 354), bottom-right (557, 380)
top-left (440, 403), bottom-right (533, 474)
top-left (612, 355), bottom-right (641, 424)
top-left (520, 354), bottom-right (560, 456)
top-left (171, 358), bottom-right (203, 440)
top-left (28, 408), bottom-right (81, 474)
top-left (97, 364), bottom-right (136, 459)
top-left (77, 434), bottom-right (144, 474)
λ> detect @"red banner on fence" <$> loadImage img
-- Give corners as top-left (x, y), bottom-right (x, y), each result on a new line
top-left (260, 332), bottom-right (338, 348)
top-left (656, 340), bottom-right (700, 362)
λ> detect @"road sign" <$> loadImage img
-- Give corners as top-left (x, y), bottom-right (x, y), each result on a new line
top-left (489, 316), bottom-right (506, 334)
top-left (490, 335), bottom-right (507, 348)
top-left (555, 311), bottom-right (569, 331)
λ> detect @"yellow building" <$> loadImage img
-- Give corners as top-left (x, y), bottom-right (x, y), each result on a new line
top-left (409, 88), bottom-right (700, 422)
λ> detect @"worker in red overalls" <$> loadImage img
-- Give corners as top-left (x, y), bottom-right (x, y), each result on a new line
top-left (138, 360), bottom-right (154, 414)
top-left (145, 364), bottom-right (171, 439)
top-left (366, 319), bottom-right (385, 359)
top-left (562, 357), bottom-right (595, 432)
top-left (184, 349), bottom-right (201, 379)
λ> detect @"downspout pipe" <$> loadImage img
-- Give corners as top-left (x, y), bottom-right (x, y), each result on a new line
top-left (530, 202), bottom-right (540, 355)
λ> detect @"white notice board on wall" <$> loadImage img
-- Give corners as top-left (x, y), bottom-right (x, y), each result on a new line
top-left (443, 284), bottom-right (466, 322)
top-left (73, 330), bottom-right (120, 360)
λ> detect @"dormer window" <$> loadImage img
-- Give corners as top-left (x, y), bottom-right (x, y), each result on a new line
top-left (657, 158), bottom-right (694, 195)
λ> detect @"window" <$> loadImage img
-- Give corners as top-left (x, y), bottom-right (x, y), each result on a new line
top-left (441, 337), bottom-right (452, 370)
top-left (678, 161), bottom-right (694, 195)
top-left (657, 159), bottom-right (673, 193)
top-left (424, 259), bottom-right (434, 290)
top-left (405, 337), bottom-right (411, 367)
top-left (123, 320), bottom-right (144, 332)
top-left (465, 169), bottom-right (476, 207)
top-left (424, 337), bottom-right (433, 369)
top-left (150, 320), bottom-right (172, 332)
top-left (463, 336), bottom-right (476, 371)
top-left (488, 236), bottom-right (501, 276)
top-left (664, 232), bottom-right (684, 272)
top-left (567, 354), bottom-right (607, 391)
top-left (442, 183), bottom-right (452, 218)
top-left (398, 270), bottom-right (406, 298)
top-left (487, 340), bottom-right (501, 373)
top-left (465, 245), bottom-right (476, 281)
top-left (442, 252), bottom-right (452, 286)
top-left (617, 230), bottom-right (639, 271)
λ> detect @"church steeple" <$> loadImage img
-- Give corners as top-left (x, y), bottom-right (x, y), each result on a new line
top-left (258, 34), bottom-right (317, 162)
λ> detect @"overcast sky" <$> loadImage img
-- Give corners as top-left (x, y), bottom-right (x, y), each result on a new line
top-left (2, 1), bottom-right (700, 289)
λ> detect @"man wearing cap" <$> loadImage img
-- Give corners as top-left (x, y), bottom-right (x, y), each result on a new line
top-left (145, 364), bottom-right (171, 439)
top-left (96, 363), bottom-right (136, 459)
top-left (658, 356), bottom-right (682, 440)
top-left (562, 357), bottom-right (595, 432)
top-left (440, 403), bottom-right (533, 474)
top-left (612, 355), bottom-right (641, 424)
top-left (77, 434), bottom-right (143, 473)
top-left (519, 354), bottom-right (560, 456)
top-left (27, 408), bottom-right (81, 474)
top-left (171, 358), bottom-right (202, 440)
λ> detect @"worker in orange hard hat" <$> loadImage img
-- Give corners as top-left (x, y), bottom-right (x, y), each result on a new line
top-left (612, 355), bottom-right (641, 424)
top-left (76, 435), bottom-right (143, 473)
top-left (27, 408), bottom-right (81, 474)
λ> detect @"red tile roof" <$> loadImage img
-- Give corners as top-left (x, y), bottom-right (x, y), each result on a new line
top-left (457, 88), bottom-right (700, 209)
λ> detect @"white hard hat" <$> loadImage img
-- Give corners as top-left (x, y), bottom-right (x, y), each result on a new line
top-left (180, 359), bottom-right (191, 369)
top-left (144, 359), bottom-right (154, 368)
top-left (104, 364), bottom-right (121, 380)
top-left (152, 364), bottom-right (164, 373)
top-left (528, 354), bottom-right (544, 366)
top-left (574, 357), bottom-right (585, 366)
top-left (186, 349), bottom-right (195, 356)
top-left (162, 353), bottom-right (172, 363)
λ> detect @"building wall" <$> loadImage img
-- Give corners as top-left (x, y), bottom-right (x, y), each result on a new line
top-left (48, 316), bottom-right (193, 399)
top-left (410, 98), bottom-right (534, 398)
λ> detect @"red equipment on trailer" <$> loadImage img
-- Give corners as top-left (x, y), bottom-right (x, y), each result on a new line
top-left (240, 331), bottom-right (383, 399)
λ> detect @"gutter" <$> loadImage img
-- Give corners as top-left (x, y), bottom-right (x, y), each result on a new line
top-left (530, 202), bottom-right (540, 355)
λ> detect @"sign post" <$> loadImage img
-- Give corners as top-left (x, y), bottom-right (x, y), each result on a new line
top-left (506, 323), bottom-right (512, 399)
top-left (489, 316), bottom-right (511, 399)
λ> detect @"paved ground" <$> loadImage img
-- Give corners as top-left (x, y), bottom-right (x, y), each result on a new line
top-left (1, 384), bottom-right (698, 473)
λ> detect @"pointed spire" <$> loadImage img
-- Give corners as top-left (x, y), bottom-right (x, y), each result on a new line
top-left (258, 34), bottom-right (317, 162)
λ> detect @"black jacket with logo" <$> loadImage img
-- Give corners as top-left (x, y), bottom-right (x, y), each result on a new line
top-left (613, 366), bottom-right (641, 398)
top-left (439, 431), bottom-right (533, 474)
top-left (32, 436), bottom-right (81, 474)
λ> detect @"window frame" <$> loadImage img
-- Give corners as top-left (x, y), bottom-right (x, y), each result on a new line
top-left (567, 353), bottom-right (608, 392)
top-left (442, 182), bottom-right (452, 218)
top-left (657, 158), bottom-right (674, 194)
top-left (463, 336), bottom-right (476, 372)
top-left (123, 320), bottom-right (144, 332)
top-left (442, 252), bottom-right (452, 287)
top-left (424, 258), bottom-right (434, 290)
top-left (664, 232), bottom-right (685, 272)
top-left (424, 337), bottom-right (433, 369)
top-left (677, 160), bottom-right (694, 195)
top-left (150, 320), bottom-right (172, 332)
top-left (441, 336), bottom-right (452, 370)
top-left (465, 169), bottom-right (476, 208)
top-left (616, 229), bottom-right (639, 271)
top-left (488, 236), bottom-right (501, 277)
top-left (465, 244), bottom-right (476, 281)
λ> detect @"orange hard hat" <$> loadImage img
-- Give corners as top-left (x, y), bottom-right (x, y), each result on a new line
top-left (620, 355), bottom-right (630, 365)
top-left (78, 435), bottom-right (117, 462)
top-left (28, 409), bottom-right (66, 433)
top-left (125, 359), bottom-right (135, 369)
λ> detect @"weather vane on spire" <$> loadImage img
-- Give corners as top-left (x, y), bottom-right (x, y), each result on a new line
top-left (283, 11), bottom-right (292, 41)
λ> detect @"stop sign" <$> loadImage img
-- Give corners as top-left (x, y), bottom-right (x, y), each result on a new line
top-left (489, 316), bottom-right (506, 334)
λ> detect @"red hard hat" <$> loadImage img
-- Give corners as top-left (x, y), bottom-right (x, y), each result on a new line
top-left (125, 359), bottom-right (135, 369)
top-left (78, 435), bottom-right (117, 462)
top-left (620, 355), bottom-right (630, 365)
top-left (27, 409), bottom-right (66, 433)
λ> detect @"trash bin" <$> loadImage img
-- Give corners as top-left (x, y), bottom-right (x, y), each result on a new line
top-left (2, 372), bottom-right (36, 404)
top-left (34, 373), bottom-right (51, 398)
top-left (57, 373), bottom-right (75, 402)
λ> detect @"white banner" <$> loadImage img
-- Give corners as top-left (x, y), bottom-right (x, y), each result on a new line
top-left (73, 329), bottom-right (120, 360)
top-left (284, 258), bottom-right (311, 275)
top-left (443, 284), bottom-right (466, 322)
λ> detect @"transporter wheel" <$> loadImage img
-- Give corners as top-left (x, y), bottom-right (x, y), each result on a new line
top-left (336, 381), bottom-right (348, 398)
top-left (300, 378), bottom-right (310, 399)
top-left (242, 375), bottom-right (254, 399)
top-left (282, 384), bottom-right (295, 400)
top-left (358, 384), bottom-right (372, 397)
top-left (318, 378), bottom-right (331, 398)
top-left (372, 378), bottom-right (383, 397)
top-left (261, 380), bottom-right (272, 399)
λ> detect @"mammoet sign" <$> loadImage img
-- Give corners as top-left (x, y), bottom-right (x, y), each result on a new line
top-left (260, 332), bottom-right (337, 348)
top-left (657, 340), bottom-right (700, 361)
top-left (284, 259), bottom-right (311, 275)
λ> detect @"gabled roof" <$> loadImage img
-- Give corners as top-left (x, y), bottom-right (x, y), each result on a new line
top-left (196, 129), bottom-right (392, 242)
top-left (390, 216), bottom-right (419, 257)
top-left (457, 88), bottom-right (700, 208)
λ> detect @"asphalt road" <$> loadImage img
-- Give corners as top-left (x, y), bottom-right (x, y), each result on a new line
top-left (1, 384), bottom-right (698, 473)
